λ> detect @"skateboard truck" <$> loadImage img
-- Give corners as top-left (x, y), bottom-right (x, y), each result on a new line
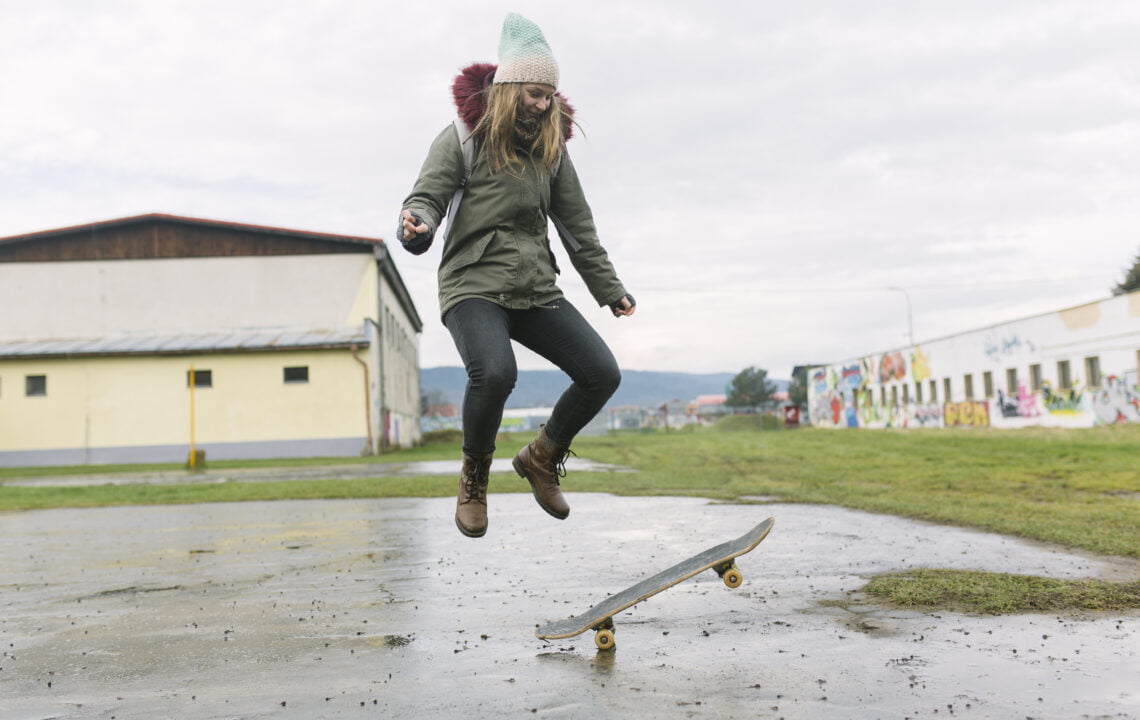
top-left (592, 617), bottom-right (616, 650)
top-left (715, 562), bottom-right (743, 588)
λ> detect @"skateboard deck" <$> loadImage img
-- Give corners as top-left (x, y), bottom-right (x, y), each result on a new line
top-left (536, 517), bottom-right (774, 649)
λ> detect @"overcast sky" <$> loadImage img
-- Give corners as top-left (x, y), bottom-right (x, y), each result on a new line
top-left (3, 1), bottom-right (1138, 377)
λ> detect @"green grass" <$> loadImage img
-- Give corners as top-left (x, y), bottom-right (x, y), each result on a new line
top-left (567, 424), bottom-right (1140, 558)
top-left (865, 569), bottom-right (1140, 614)
top-left (0, 473), bottom-right (537, 512)
top-left (4, 423), bottom-right (1139, 614)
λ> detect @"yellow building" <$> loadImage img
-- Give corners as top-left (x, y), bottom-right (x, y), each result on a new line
top-left (0, 214), bottom-right (422, 466)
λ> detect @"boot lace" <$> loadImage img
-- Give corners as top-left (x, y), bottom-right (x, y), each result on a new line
top-left (550, 448), bottom-right (577, 484)
top-left (462, 460), bottom-right (489, 504)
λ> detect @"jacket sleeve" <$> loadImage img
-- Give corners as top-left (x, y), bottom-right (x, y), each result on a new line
top-left (549, 153), bottom-right (628, 307)
top-left (399, 124), bottom-right (465, 255)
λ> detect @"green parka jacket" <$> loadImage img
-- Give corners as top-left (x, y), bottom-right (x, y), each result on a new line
top-left (400, 64), bottom-right (627, 321)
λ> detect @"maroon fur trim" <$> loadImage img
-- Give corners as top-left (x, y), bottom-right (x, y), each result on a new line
top-left (452, 63), bottom-right (497, 130)
top-left (450, 62), bottom-right (575, 140)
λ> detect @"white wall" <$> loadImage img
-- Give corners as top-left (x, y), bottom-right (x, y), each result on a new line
top-left (0, 254), bottom-right (376, 339)
top-left (0, 251), bottom-right (426, 463)
top-left (807, 291), bottom-right (1140, 429)
top-left (0, 350), bottom-right (370, 465)
top-left (378, 274), bottom-right (421, 449)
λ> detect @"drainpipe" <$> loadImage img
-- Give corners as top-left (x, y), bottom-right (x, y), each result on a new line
top-left (373, 251), bottom-right (387, 451)
top-left (350, 344), bottom-right (374, 455)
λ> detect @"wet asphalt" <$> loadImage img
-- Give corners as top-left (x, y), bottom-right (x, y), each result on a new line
top-left (1, 463), bottom-right (1138, 719)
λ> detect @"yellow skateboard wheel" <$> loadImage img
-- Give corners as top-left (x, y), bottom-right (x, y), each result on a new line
top-left (723, 565), bottom-right (743, 588)
top-left (595, 628), bottom-right (615, 650)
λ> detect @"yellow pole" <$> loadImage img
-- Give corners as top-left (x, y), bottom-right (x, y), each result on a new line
top-left (188, 364), bottom-right (197, 468)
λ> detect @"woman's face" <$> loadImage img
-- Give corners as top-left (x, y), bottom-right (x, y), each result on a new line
top-left (519, 83), bottom-right (556, 119)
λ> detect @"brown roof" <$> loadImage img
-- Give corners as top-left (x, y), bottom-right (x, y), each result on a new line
top-left (0, 213), bottom-right (387, 264)
top-left (0, 213), bottom-right (383, 247)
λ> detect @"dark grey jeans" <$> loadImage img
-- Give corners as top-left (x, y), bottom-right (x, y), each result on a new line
top-left (443, 298), bottom-right (621, 456)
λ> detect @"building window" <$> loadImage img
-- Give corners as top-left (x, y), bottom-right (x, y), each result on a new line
top-left (982, 371), bottom-right (994, 399)
top-left (1084, 356), bottom-right (1101, 389)
top-left (25, 375), bottom-right (47, 397)
top-left (284, 366), bottom-right (310, 384)
top-left (1057, 360), bottom-right (1071, 390)
top-left (881, 387), bottom-right (887, 407)
top-left (1006, 368), bottom-right (1018, 395)
top-left (187, 369), bottom-right (213, 388)
top-left (943, 378), bottom-right (952, 402)
top-left (1030, 364), bottom-right (1043, 392)
top-left (964, 374), bottom-right (975, 400)
top-left (915, 382), bottom-right (923, 404)
top-left (929, 379), bottom-right (938, 404)
top-left (891, 386), bottom-right (899, 407)
top-left (903, 384), bottom-right (911, 404)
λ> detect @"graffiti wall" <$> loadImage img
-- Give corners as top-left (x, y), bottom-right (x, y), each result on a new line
top-left (807, 292), bottom-right (1140, 430)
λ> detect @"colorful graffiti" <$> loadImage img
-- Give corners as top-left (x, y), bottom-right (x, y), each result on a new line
top-left (911, 404), bottom-right (943, 428)
top-left (944, 401), bottom-right (990, 428)
top-left (1041, 381), bottom-right (1084, 414)
top-left (983, 332), bottom-right (1038, 363)
top-left (840, 363), bottom-right (865, 391)
top-left (1091, 373), bottom-right (1140, 424)
top-left (878, 351), bottom-right (907, 383)
top-left (811, 389), bottom-right (843, 428)
top-left (910, 347), bottom-right (932, 382)
top-left (811, 368), bottom-right (829, 397)
top-left (806, 327), bottom-right (1139, 430)
top-left (996, 384), bottom-right (1042, 419)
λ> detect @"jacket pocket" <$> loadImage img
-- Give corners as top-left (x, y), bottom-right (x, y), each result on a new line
top-left (442, 230), bottom-right (497, 275)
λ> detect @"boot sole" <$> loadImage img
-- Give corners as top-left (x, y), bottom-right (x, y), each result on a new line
top-left (513, 457), bottom-right (570, 520)
top-left (455, 515), bottom-right (487, 538)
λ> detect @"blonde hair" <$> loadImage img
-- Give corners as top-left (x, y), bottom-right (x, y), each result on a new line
top-left (473, 83), bottom-right (565, 176)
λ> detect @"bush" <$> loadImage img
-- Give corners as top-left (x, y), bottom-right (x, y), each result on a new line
top-left (714, 414), bottom-right (782, 431)
top-left (422, 429), bottom-right (463, 445)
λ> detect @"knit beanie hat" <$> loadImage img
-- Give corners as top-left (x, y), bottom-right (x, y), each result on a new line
top-left (492, 13), bottom-right (559, 89)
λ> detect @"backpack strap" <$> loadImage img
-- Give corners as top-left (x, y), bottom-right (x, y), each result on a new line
top-left (550, 213), bottom-right (582, 252)
top-left (548, 145), bottom-right (580, 251)
top-left (439, 117), bottom-right (475, 244)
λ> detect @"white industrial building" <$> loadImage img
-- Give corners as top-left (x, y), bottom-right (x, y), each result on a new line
top-left (0, 214), bottom-right (422, 466)
top-left (807, 290), bottom-right (1140, 429)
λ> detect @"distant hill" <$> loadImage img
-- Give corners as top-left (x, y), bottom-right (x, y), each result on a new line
top-left (420, 367), bottom-right (789, 409)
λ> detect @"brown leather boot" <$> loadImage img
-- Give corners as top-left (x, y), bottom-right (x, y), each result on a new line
top-left (455, 452), bottom-right (492, 538)
top-left (512, 425), bottom-right (571, 519)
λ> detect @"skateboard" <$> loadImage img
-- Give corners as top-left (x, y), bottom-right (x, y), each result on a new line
top-left (536, 517), bottom-right (775, 650)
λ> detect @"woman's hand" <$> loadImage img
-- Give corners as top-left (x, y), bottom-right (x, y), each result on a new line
top-left (401, 210), bottom-right (429, 241)
top-left (611, 295), bottom-right (637, 318)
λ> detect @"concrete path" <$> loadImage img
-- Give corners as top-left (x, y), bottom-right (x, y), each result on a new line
top-left (1, 491), bottom-right (1137, 719)
top-left (1, 457), bottom-right (627, 487)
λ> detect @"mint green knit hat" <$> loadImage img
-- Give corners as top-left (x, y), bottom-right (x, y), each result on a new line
top-left (493, 13), bottom-right (559, 88)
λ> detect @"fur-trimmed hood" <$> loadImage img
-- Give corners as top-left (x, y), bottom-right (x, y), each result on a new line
top-left (451, 62), bottom-right (576, 139)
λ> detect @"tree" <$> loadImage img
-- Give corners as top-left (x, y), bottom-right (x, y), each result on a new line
top-left (1112, 249), bottom-right (1140, 296)
top-left (420, 388), bottom-right (449, 416)
top-left (787, 365), bottom-right (813, 409)
top-left (725, 366), bottom-right (776, 409)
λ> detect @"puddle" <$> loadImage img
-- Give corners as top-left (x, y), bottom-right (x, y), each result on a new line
top-left (0, 494), bottom-right (1136, 719)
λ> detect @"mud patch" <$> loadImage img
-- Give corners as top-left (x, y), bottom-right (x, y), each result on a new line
top-left (380, 633), bottom-right (415, 648)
